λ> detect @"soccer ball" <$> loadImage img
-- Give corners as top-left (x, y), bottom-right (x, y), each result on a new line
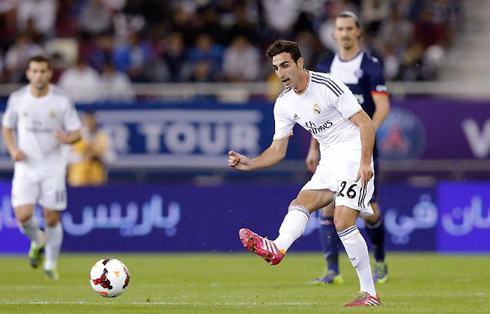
top-left (90, 258), bottom-right (130, 298)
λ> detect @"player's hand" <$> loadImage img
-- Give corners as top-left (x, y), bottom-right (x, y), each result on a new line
top-left (56, 130), bottom-right (70, 144)
top-left (305, 148), bottom-right (320, 173)
top-left (355, 162), bottom-right (374, 187)
top-left (10, 148), bottom-right (26, 161)
top-left (228, 150), bottom-right (252, 171)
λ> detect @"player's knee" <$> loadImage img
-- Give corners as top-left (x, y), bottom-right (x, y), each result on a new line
top-left (333, 218), bottom-right (351, 232)
top-left (364, 212), bottom-right (379, 225)
top-left (44, 212), bottom-right (60, 227)
top-left (16, 212), bottom-right (32, 223)
top-left (45, 217), bottom-right (60, 227)
top-left (333, 213), bottom-right (356, 231)
top-left (14, 205), bottom-right (34, 223)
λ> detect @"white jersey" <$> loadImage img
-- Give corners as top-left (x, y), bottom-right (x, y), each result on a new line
top-left (273, 71), bottom-right (362, 155)
top-left (2, 84), bottom-right (82, 176)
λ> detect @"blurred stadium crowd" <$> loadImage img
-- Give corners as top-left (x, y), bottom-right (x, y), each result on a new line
top-left (0, 0), bottom-right (461, 102)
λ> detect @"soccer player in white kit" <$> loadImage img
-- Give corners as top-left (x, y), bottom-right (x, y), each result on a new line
top-left (229, 40), bottom-right (381, 306)
top-left (309, 11), bottom-right (391, 285)
top-left (2, 55), bottom-right (82, 280)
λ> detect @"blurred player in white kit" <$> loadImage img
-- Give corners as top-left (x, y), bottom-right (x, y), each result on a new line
top-left (2, 55), bottom-right (82, 280)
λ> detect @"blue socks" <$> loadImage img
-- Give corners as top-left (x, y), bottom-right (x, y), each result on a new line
top-left (365, 217), bottom-right (386, 262)
top-left (319, 216), bottom-right (340, 273)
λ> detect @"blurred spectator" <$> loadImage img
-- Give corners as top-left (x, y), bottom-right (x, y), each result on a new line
top-left (114, 0), bottom-right (170, 40)
top-left (162, 32), bottom-right (192, 82)
top-left (4, 33), bottom-right (45, 82)
top-left (80, 0), bottom-right (113, 38)
top-left (189, 34), bottom-right (224, 82)
top-left (54, 0), bottom-right (80, 37)
top-left (58, 58), bottom-right (102, 103)
top-left (100, 62), bottom-right (135, 102)
top-left (113, 32), bottom-right (154, 82)
top-left (189, 60), bottom-right (214, 83)
top-left (381, 43), bottom-right (401, 81)
top-left (376, 7), bottom-right (413, 53)
top-left (104, 0), bottom-right (126, 11)
top-left (361, 0), bottom-right (389, 36)
top-left (68, 111), bottom-right (116, 186)
top-left (226, 2), bottom-right (260, 46)
top-left (198, 6), bottom-right (229, 45)
top-left (414, 8), bottom-right (444, 49)
top-left (0, 1), bottom-right (17, 47)
top-left (262, 0), bottom-right (300, 36)
top-left (0, 0), bottom-right (464, 85)
top-left (170, 6), bottom-right (197, 47)
top-left (422, 44), bottom-right (445, 80)
top-left (295, 31), bottom-right (325, 70)
top-left (17, 0), bottom-right (57, 37)
top-left (222, 35), bottom-right (260, 82)
top-left (0, 0), bottom-right (16, 13)
top-left (399, 41), bottom-right (424, 80)
top-left (87, 34), bottom-right (115, 72)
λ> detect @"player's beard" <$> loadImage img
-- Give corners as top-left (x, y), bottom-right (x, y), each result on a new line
top-left (340, 38), bottom-right (354, 50)
top-left (35, 79), bottom-right (49, 89)
top-left (32, 81), bottom-right (49, 94)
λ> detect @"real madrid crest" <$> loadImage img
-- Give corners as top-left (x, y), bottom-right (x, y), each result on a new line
top-left (49, 110), bottom-right (56, 118)
top-left (313, 103), bottom-right (321, 115)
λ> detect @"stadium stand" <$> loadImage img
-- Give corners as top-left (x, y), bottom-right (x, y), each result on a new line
top-left (0, 0), bottom-right (462, 87)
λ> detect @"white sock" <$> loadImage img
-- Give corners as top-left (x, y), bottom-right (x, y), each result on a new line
top-left (273, 205), bottom-right (309, 252)
top-left (18, 216), bottom-right (42, 246)
top-left (338, 225), bottom-right (376, 297)
top-left (44, 223), bottom-right (63, 270)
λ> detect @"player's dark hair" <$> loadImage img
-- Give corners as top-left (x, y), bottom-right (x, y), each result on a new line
top-left (336, 11), bottom-right (361, 29)
top-left (27, 55), bottom-right (51, 69)
top-left (266, 40), bottom-right (302, 63)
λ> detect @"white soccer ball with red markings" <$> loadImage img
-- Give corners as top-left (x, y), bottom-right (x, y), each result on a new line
top-left (90, 258), bottom-right (130, 297)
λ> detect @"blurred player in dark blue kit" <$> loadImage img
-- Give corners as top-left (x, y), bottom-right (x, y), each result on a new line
top-left (306, 11), bottom-right (390, 285)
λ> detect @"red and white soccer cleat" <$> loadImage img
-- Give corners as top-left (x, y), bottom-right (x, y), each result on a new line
top-left (345, 291), bottom-right (381, 307)
top-left (239, 228), bottom-right (285, 265)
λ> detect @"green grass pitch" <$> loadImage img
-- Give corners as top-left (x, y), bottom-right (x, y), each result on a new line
top-left (0, 253), bottom-right (488, 313)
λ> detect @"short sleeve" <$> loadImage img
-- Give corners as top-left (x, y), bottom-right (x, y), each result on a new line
top-left (2, 95), bottom-right (18, 129)
top-left (62, 99), bottom-right (82, 132)
top-left (369, 59), bottom-right (388, 94)
top-left (327, 76), bottom-right (363, 120)
top-left (273, 101), bottom-right (295, 140)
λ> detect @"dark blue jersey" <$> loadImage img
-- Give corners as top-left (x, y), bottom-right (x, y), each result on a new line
top-left (316, 51), bottom-right (387, 119)
top-left (317, 51), bottom-right (387, 184)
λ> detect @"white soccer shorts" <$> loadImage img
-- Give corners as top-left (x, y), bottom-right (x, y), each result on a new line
top-left (11, 172), bottom-right (67, 210)
top-left (301, 144), bottom-right (374, 215)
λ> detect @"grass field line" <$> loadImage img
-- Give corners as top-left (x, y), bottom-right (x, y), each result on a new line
top-left (0, 284), bottom-right (487, 298)
top-left (0, 282), bottom-right (312, 290)
top-left (0, 300), bottom-right (327, 307)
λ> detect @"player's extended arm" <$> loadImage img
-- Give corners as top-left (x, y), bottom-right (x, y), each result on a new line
top-left (371, 93), bottom-right (390, 131)
top-left (229, 137), bottom-right (289, 171)
top-left (2, 126), bottom-right (26, 161)
top-left (305, 137), bottom-right (319, 172)
top-left (349, 110), bottom-right (375, 186)
top-left (56, 129), bottom-right (82, 144)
